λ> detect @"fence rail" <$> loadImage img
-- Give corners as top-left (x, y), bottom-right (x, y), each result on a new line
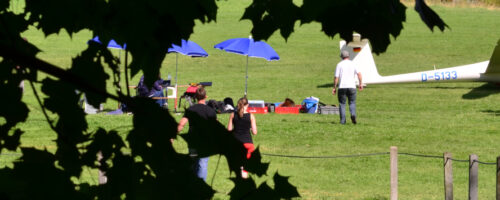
top-left (262, 147), bottom-right (500, 200)
top-left (2, 151), bottom-right (496, 165)
top-left (1, 147), bottom-right (499, 200)
top-left (261, 152), bottom-right (389, 159)
top-left (262, 151), bottom-right (497, 165)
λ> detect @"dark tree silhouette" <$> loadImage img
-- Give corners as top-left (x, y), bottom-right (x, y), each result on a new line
top-left (0, 0), bottom-right (446, 199)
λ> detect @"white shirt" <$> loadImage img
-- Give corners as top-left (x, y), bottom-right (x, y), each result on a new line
top-left (335, 59), bottom-right (359, 89)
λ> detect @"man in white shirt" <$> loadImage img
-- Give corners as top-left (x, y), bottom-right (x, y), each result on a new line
top-left (332, 50), bottom-right (363, 124)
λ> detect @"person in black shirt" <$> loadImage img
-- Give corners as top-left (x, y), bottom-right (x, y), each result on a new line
top-left (177, 87), bottom-right (217, 181)
top-left (227, 97), bottom-right (257, 179)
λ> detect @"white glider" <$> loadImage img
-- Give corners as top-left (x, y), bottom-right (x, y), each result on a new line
top-left (341, 34), bottom-right (500, 85)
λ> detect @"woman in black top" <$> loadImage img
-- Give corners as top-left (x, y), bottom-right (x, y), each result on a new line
top-left (227, 97), bottom-right (257, 179)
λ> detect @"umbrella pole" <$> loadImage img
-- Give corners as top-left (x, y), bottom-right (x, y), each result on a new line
top-left (245, 55), bottom-right (248, 96)
top-left (116, 50), bottom-right (123, 110)
top-left (117, 50), bottom-right (122, 92)
top-left (125, 49), bottom-right (130, 97)
top-left (175, 53), bottom-right (178, 86)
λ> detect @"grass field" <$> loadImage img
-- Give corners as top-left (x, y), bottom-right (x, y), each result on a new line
top-left (6, 0), bottom-right (500, 199)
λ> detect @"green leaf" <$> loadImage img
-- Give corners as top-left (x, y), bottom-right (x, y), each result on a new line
top-left (415, 0), bottom-right (449, 32)
top-left (0, 63), bottom-right (28, 151)
top-left (41, 78), bottom-right (88, 176)
top-left (254, 182), bottom-right (279, 199)
top-left (127, 97), bottom-right (178, 154)
top-left (3, 129), bottom-right (23, 151)
top-left (273, 172), bottom-right (300, 199)
top-left (0, 0), bottom-right (8, 11)
top-left (0, 73), bottom-right (28, 127)
top-left (229, 177), bottom-right (257, 199)
top-left (70, 43), bottom-right (110, 107)
top-left (102, 153), bottom-right (145, 197)
top-left (0, 12), bottom-right (32, 38)
top-left (245, 146), bottom-right (269, 177)
top-left (25, 0), bottom-right (106, 35)
top-left (82, 128), bottom-right (124, 169)
top-left (242, 0), bottom-right (300, 41)
top-left (97, 42), bottom-right (121, 91)
top-left (41, 78), bottom-right (88, 140)
top-left (10, 148), bottom-right (83, 199)
top-left (301, 0), bottom-right (407, 54)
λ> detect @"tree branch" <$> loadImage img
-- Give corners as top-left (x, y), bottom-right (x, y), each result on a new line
top-left (27, 72), bottom-right (56, 131)
top-left (0, 43), bottom-right (120, 102)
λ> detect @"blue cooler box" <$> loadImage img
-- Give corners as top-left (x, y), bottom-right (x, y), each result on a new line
top-left (302, 97), bottom-right (319, 114)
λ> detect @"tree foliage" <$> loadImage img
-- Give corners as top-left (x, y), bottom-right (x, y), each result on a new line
top-left (0, 0), bottom-right (446, 199)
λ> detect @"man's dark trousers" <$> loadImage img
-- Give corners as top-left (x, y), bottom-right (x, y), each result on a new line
top-left (337, 88), bottom-right (357, 124)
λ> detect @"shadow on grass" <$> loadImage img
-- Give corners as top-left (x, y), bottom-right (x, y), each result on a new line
top-left (299, 120), bottom-right (339, 124)
top-left (362, 196), bottom-right (388, 200)
top-left (317, 83), bottom-right (333, 88)
top-left (417, 86), bottom-right (477, 89)
top-left (462, 83), bottom-right (500, 99)
top-left (109, 124), bottom-right (134, 130)
top-left (317, 82), bottom-right (477, 89)
top-left (318, 82), bottom-right (433, 89)
top-left (101, 108), bottom-right (118, 112)
top-left (481, 110), bottom-right (500, 116)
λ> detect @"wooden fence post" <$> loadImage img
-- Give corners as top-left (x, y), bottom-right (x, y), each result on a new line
top-left (469, 154), bottom-right (478, 200)
top-left (444, 152), bottom-right (453, 200)
top-left (496, 156), bottom-right (500, 200)
top-left (98, 151), bottom-right (107, 184)
top-left (391, 146), bottom-right (398, 200)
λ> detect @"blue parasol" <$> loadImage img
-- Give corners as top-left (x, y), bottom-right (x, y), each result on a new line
top-left (168, 40), bottom-right (208, 85)
top-left (89, 36), bottom-right (127, 49)
top-left (214, 37), bottom-right (279, 95)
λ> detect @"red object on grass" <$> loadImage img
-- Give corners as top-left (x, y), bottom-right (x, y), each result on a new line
top-left (248, 107), bottom-right (268, 114)
top-left (275, 105), bottom-right (302, 114)
top-left (186, 86), bottom-right (198, 93)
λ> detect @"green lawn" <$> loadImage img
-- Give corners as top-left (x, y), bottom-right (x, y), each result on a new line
top-left (6, 0), bottom-right (500, 199)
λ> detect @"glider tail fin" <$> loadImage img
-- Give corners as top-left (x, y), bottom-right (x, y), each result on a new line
top-left (485, 39), bottom-right (500, 74)
top-left (339, 34), bottom-right (382, 84)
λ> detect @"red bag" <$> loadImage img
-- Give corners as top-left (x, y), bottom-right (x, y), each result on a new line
top-left (186, 86), bottom-right (198, 94)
